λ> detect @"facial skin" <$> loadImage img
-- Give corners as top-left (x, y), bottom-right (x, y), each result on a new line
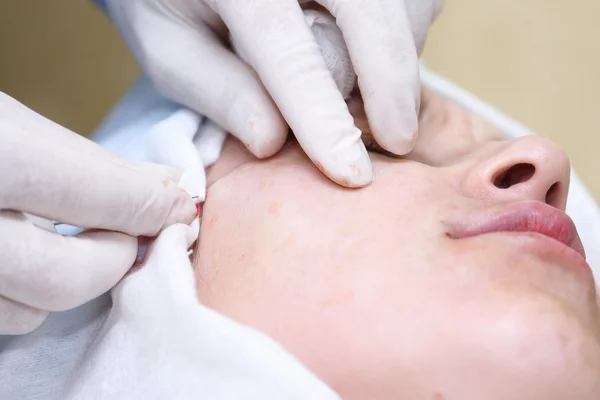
top-left (193, 88), bottom-right (600, 399)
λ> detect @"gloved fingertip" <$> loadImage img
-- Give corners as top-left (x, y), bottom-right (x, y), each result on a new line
top-left (244, 131), bottom-right (287, 160)
top-left (330, 164), bottom-right (374, 188)
top-left (162, 189), bottom-right (198, 229)
top-left (363, 70), bottom-right (421, 155)
top-left (153, 223), bottom-right (195, 253)
top-left (168, 222), bottom-right (198, 249)
top-left (234, 110), bottom-right (288, 159)
top-left (372, 109), bottom-right (419, 156)
top-left (320, 142), bottom-right (374, 188)
top-left (382, 127), bottom-right (419, 156)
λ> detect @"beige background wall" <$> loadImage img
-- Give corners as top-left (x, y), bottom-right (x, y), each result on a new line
top-left (1, 0), bottom-right (598, 199)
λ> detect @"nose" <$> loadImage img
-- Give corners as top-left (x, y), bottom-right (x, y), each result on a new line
top-left (460, 136), bottom-right (571, 210)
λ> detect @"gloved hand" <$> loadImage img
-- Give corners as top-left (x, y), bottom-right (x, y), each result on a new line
top-left (0, 92), bottom-right (197, 335)
top-left (64, 222), bottom-right (340, 399)
top-left (105, 0), bottom-right (444, 188)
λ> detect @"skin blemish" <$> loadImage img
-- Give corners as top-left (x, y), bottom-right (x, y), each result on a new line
top-left (205, 213), bottom-right (219, 229)
top-left (268, 201), bottom-right (280, 216)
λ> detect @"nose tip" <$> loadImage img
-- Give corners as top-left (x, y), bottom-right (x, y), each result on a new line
top-left (462, 136), bottom-right (571, 209)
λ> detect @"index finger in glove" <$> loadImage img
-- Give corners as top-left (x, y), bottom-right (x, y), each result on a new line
top-left (214, 0), bottom-right (372, 187)
top-left (316, 0), bottom-right (421, 156)
top-left (0, 94), bottom-right (196, 236)
top-left (121, 3), bottom-right (288, 160)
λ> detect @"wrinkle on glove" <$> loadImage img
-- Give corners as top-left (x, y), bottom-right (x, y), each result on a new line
top-left (64, 223), bottom-right (340, 400)
top-left (231, 8), bottom-right (357, 100)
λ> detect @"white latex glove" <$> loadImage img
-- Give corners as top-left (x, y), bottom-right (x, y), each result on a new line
top-left (0, 92), bottom-right (197, 335)
top-left (105, 0), bottom-right (444, 188)
top-left (64, 222), bottom-right (340, 400)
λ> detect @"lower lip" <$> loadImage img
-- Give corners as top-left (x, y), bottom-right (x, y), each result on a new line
top-left (479, 231), bottom-right (592, 275)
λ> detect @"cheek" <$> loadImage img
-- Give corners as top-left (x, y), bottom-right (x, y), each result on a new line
top-left (197, 160), bottom-right (498, 396)
top-left (196, 174), bottom-right (452, 392)
top-left (196, 158), bottom-right (600, 399)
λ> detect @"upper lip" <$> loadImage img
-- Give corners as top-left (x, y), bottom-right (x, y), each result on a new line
top-left (448, 201), bottom-right (586, 259)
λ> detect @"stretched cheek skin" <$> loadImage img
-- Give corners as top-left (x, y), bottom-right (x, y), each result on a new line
top-left (191, 129), bottom-right (600, 398)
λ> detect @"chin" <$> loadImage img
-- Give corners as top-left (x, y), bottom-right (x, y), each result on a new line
top-left (442, 294), bottom-right (600, 399)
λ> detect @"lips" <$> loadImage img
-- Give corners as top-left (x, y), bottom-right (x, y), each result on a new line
top-left (448, 201), bottom-right (586, 259)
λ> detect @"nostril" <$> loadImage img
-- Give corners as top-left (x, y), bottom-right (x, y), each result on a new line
top-left (493, 163), bottom-right (536, 189)
top-left (545, 182), bottom-right (560, 206)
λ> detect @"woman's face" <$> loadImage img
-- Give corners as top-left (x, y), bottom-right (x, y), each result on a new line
top-left (194, 89), bottom-right (600, 399)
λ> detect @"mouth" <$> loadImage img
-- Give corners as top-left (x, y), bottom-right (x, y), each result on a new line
top-left (447, 201), bottom-right (586, 260)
